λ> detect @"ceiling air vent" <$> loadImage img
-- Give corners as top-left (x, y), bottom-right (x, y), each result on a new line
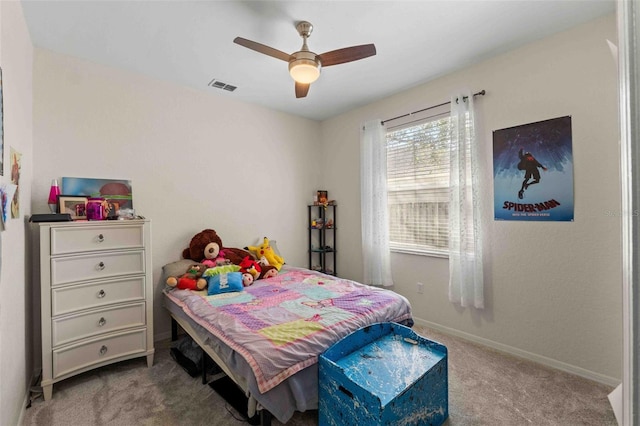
top-left (208, 79), bottom-right (237, 92)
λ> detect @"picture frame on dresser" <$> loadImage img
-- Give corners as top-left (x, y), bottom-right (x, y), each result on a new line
top-left (57, 195), bottom-right (88, 220)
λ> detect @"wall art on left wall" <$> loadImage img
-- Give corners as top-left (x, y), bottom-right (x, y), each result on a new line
top-left (0, 67), bottom-right (4, 176)
top-left (10, 147), bottom-right (21, 218)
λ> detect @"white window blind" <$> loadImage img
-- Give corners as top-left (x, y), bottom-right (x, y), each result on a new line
top-left (386, 113), bottom-right (451, 256)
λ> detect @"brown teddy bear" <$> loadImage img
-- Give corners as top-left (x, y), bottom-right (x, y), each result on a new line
top-left (182, 229), bottom-right (253, 267)
top-left (166, 263), bottom-right (207, 290)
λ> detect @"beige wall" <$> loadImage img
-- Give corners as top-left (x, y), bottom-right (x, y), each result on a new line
top-left (31, 50), bottom-right (322, 344)
top-left (320, 14), bottom-right (621, 384)
top-left (0, 1), bottom-right (34, 425)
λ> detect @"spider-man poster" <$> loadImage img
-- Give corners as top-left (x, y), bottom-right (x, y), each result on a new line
top-left (493, 116), bottom-right (574, 221)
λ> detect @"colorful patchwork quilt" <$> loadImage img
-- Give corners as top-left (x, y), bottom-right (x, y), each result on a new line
top-left (164, 265), bottom-right (413, 393)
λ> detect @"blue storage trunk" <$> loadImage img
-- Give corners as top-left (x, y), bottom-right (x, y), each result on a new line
top-left (319, 322), bottom-right (448, 426)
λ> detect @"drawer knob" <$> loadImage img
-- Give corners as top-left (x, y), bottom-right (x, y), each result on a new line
top-left (97, 234), bottom-right (105, 243)
top-left (97, 262), bottom-right (106, 271)
top-left (98, 317), bottom-right (106, 327)
top-left (99, 345), bottom-right (108, 356)
top-left (97, 289), bottom-right (106, 298)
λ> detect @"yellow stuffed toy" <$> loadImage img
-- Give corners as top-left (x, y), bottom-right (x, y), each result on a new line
top-left (247, 237), bottom-right (285, 270)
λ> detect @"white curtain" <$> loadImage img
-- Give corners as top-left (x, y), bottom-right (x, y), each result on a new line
top-left (448, 90), bottom-right (484, 308)
top-left (360, 120), bottom-right (394, 287)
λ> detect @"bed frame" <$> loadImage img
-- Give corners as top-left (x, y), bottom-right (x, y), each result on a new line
top-left (169, 314), bottom-right (274, 425)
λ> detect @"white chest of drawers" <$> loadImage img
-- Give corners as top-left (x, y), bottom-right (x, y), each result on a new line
top-left (34, 220), bottom-right (154, 400)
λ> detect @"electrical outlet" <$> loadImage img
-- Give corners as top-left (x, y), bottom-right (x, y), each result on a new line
top-left (416, 282), bottom-right (424, 294)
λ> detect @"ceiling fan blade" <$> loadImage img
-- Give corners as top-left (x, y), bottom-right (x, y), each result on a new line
top-left (318, 44), bottom-right (376, 67)
top-left (295, 82), bottom-right (310, 98)
top-left (233, 37), bottom-right (291, 62)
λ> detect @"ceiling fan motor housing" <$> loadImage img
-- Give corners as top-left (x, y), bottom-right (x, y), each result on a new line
top-left (296, 21), bottom-right (313, 38)
top-left (289, 51), bottom-right (322, 84)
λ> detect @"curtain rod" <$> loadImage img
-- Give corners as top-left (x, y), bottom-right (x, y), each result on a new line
top-left (381, 89), bottom-right (486, 126)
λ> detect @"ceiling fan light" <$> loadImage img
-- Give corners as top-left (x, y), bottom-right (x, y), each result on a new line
top-left (289, 59), bottom-right (321, 84)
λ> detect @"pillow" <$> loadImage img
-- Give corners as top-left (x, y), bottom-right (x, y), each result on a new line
top-left (204, 265), bottom-right (244, 295)
top-left (162, 259), bottom-right (200, 284)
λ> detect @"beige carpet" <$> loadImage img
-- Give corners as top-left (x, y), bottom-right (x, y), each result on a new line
top-left (22, 326), bottom-right (617, 425)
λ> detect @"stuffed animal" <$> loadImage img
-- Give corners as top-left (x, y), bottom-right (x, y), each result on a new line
top-left (241, 272), bottom-right (254, 287)
top-left (239, 256), bottom-right (262, 280)
top-left (182, 229), bottom-right (253, 266)
top-left (246, 237), bottom-right (285, 271)
top-left (204, 264), bottom-right (244, 295)
top-left (166, 263), bottom-right (207, 290)
top-left (259, 265), bottom-right (278, 280)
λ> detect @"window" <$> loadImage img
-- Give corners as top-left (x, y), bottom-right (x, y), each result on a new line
top-left (386, 112), bottom-right (452, 257)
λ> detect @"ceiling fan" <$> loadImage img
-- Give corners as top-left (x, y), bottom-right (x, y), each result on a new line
top-left (234, 21), bottom-right (376, 99)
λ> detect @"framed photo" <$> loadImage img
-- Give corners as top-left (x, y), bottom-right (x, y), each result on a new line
top-left (61, 177), bottom-right (133, 209)
top-left (105, 201), bottom-right (120, 219)
top-left (57, 195), bottom-right (88, 220)
top-left (317, 190), bottom-right (328, 204)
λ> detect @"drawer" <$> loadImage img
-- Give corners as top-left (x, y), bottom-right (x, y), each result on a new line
top-left (53, 329), bottom-right (146, 379)
top-left (51, 224), bottom-right (144, 255)
top-left (52, 276), bottom-right (145, 316)
top-left (51, 250), bottom-right (145, 286)
top-left (52, 302), bottom-right (146, 347)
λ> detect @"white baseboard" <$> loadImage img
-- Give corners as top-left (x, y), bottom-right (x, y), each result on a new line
top-left (413, 317), bottom-right (621, 388)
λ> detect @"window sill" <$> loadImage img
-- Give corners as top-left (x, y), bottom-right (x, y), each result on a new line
top-left (390, 247), bottom-right (449, 259)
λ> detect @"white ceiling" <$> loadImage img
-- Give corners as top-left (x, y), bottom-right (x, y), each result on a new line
top-left (21, 0), bottom-right (615, 121)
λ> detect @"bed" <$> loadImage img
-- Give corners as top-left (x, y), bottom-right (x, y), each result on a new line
top-left (162, 261), bottom-right (413, 424)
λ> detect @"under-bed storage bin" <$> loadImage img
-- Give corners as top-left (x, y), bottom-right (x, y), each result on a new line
top-left (319, 322), bottom-right (448, 426)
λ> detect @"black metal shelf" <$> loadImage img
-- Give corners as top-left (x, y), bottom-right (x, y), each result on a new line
top-left (308, 204), bottom-right (336, 276)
